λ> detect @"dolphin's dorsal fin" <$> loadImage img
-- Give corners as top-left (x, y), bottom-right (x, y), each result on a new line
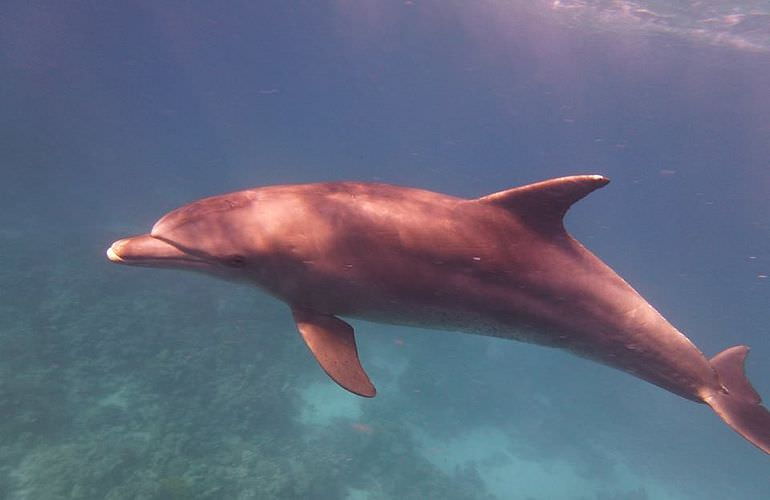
top-left (475, 175), bottom-right (609, 233)
top-left (292, 307), bottom-right (376, 398)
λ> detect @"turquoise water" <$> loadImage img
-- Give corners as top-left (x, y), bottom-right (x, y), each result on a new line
top-left (1, 1), bottom-right (769, 499)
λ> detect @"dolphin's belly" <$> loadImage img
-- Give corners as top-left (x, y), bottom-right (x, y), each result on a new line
top-left (345, 288), bottom-right (718, 402)
top-left (348, 299), bottom-right (545, 342)
top-left (287, 262), bottom-right (605, 348)
top-left (279, 258), bottom-right (720, 402)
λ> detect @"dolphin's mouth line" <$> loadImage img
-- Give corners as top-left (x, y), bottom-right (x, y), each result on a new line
top-left (149, 235), bottom-right (217, 263)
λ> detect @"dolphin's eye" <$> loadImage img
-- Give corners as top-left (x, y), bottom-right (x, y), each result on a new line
top-left (224, 255), bottom-right (247, 268)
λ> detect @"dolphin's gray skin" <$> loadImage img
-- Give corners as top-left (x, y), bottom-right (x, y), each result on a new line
top-left (107, 175), bottom-right (770, 454)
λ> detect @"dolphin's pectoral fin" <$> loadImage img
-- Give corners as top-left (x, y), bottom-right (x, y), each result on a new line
top-left (475, 175), bottom-right (609, 234)
top-left (291, 307), bottom-right (376, 398)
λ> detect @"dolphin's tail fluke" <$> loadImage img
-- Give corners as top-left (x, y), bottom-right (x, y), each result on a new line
top-left (704, 345), bottom-right (770, 454)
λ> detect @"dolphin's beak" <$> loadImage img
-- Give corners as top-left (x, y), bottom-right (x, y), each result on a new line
top-left (107, 234), bottom-right (205, 268)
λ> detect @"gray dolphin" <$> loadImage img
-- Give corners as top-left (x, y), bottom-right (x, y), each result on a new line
top-left (107, 175), bottom-right (770, 454)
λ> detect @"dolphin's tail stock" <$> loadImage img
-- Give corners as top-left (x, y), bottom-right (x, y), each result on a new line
top-left (704, 345), bottom-right (770, 454)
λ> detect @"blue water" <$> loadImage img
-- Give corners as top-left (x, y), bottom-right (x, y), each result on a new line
top-left (2, 1), bottom-right (769, 499)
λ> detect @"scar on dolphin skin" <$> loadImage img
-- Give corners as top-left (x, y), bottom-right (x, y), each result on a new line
top-left (107, 175), bottom-right (770, 455)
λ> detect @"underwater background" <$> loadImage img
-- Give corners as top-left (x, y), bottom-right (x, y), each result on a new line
top-left (1, 1), bottom-right (769, 499)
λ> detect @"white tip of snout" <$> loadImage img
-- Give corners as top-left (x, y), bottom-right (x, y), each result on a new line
top-left (106, 244), bottom-right (124, 263)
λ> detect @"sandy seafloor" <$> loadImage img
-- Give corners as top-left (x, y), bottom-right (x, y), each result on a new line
top-left (2, 1), bottom-right (770, 499)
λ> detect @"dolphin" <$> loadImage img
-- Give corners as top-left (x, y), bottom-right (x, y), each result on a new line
top-left (107, 175), bottom-right (770, 454)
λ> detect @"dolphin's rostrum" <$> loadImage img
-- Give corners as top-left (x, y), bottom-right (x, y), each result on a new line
top-left (107, 175), bottom-right (770, 454)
